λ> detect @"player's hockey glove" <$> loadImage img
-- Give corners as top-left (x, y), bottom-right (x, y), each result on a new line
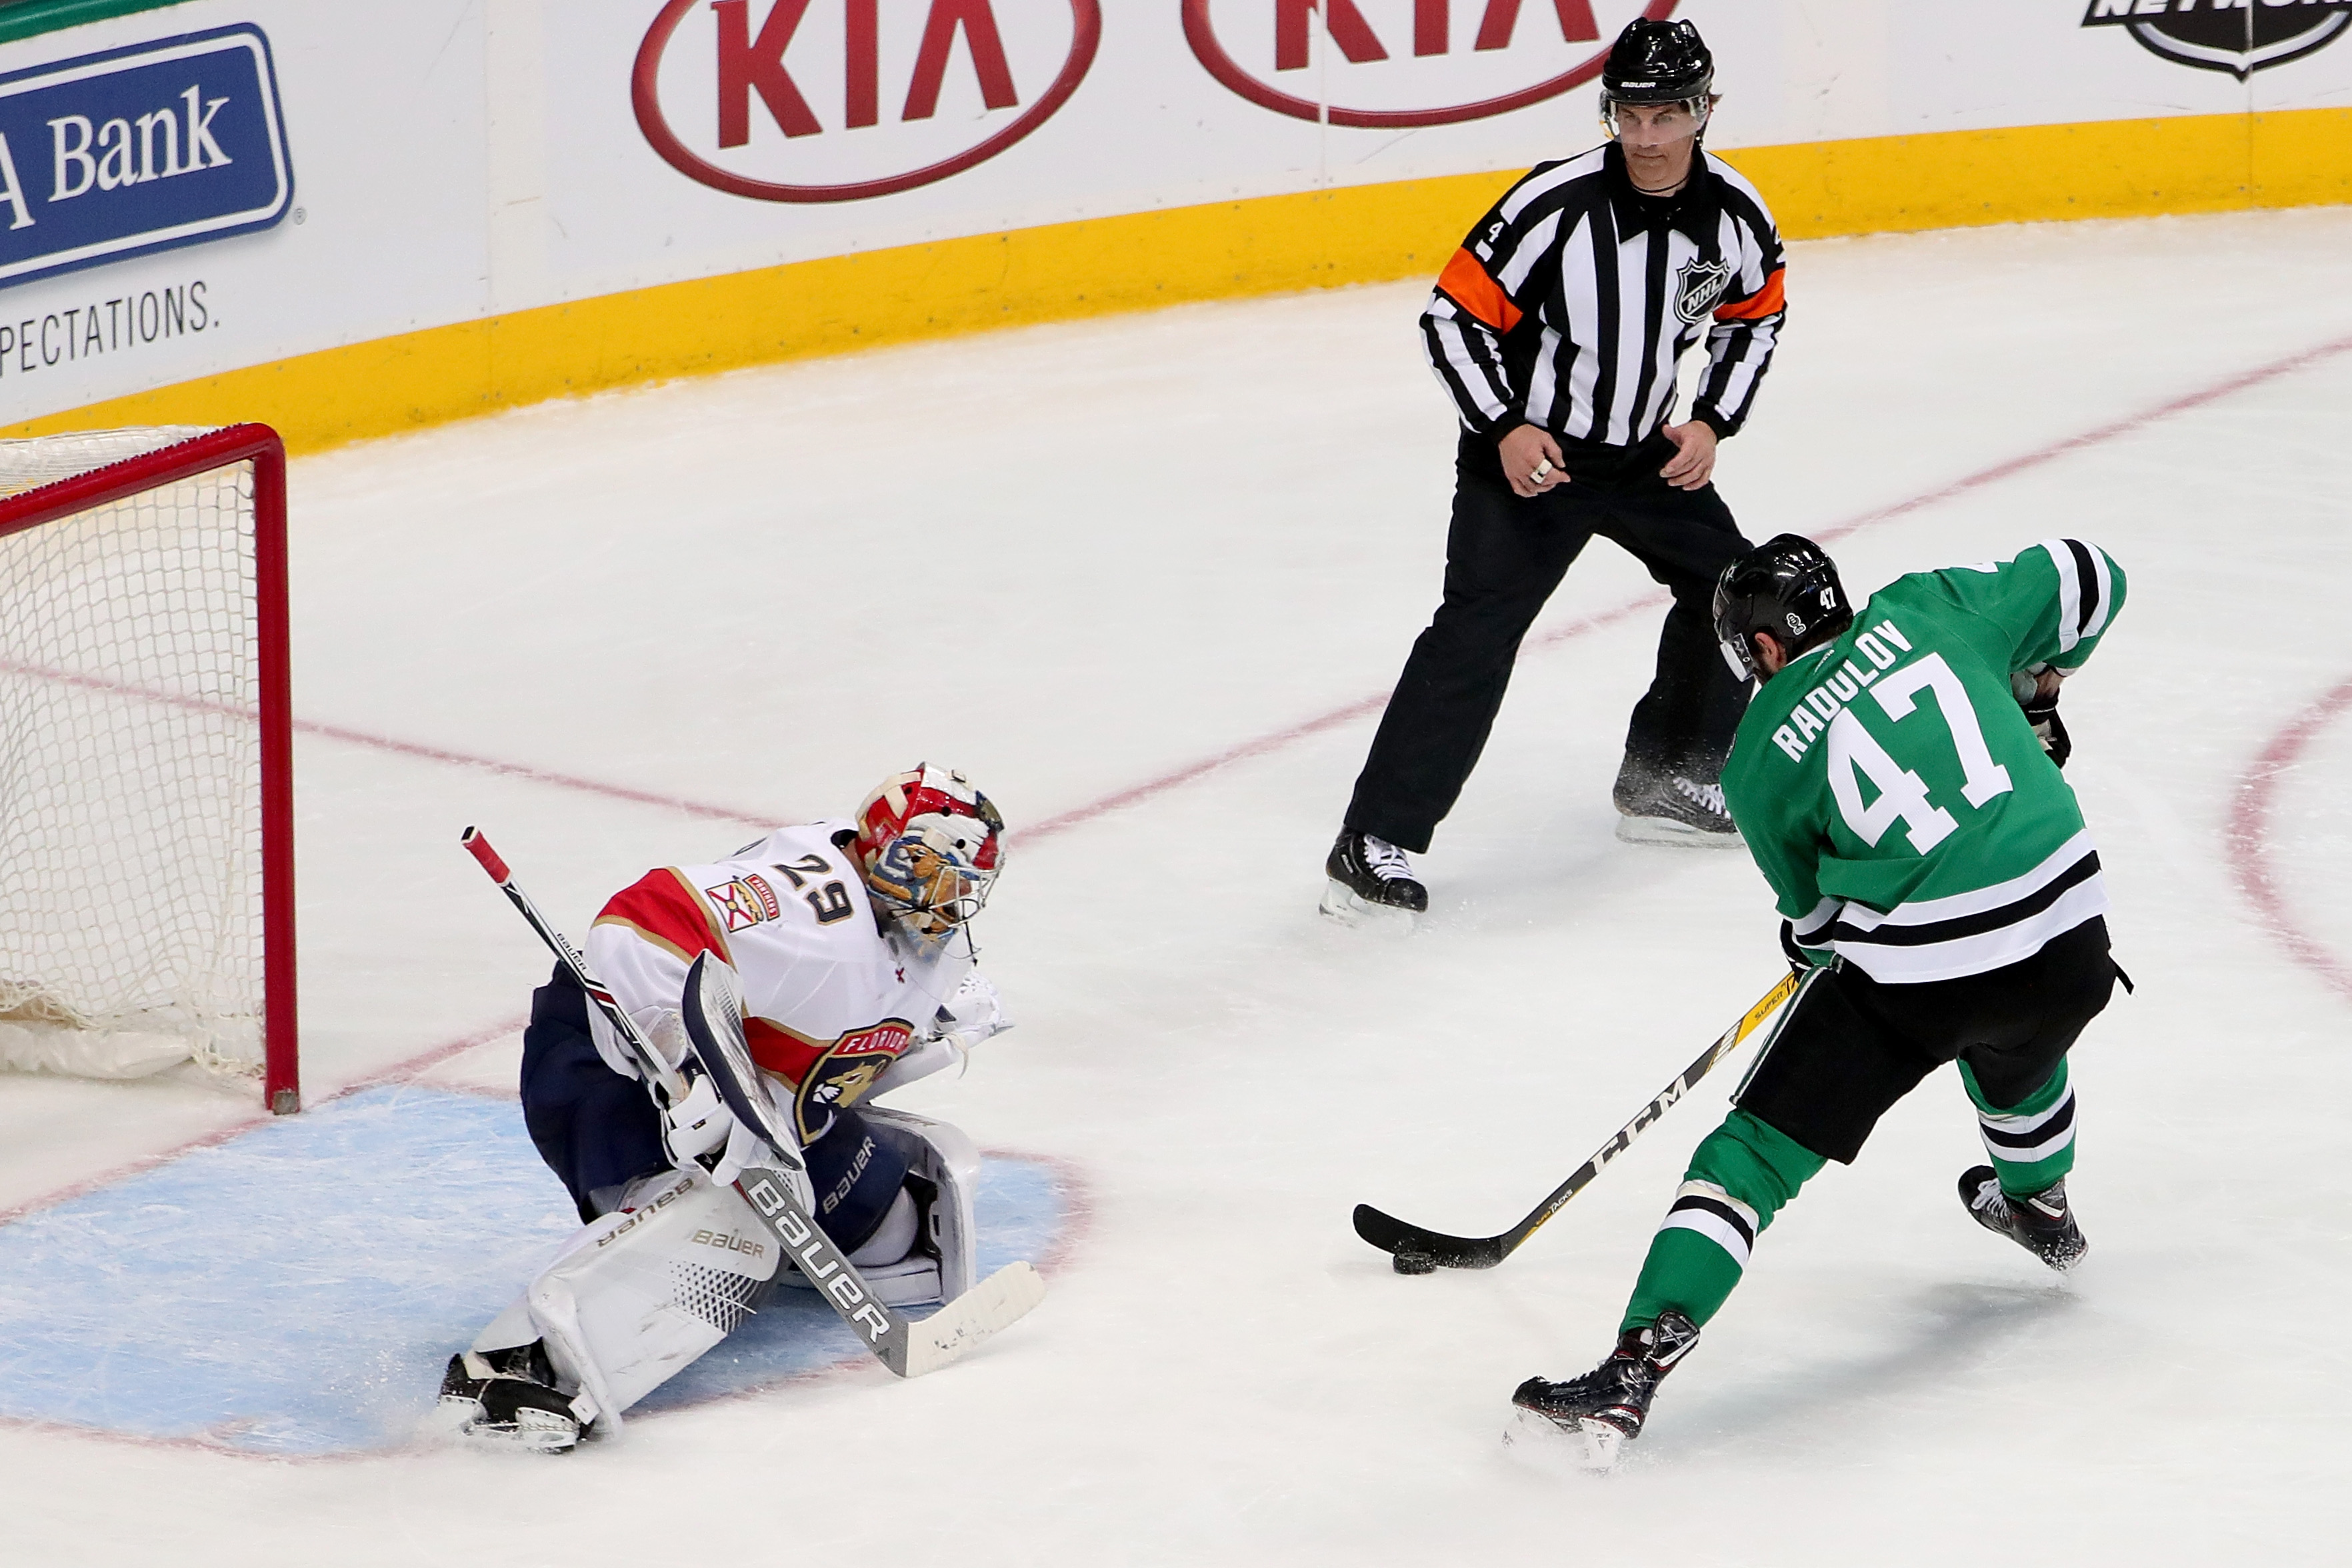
top-left (2013, 669), bottom-right (2071, 769)
top-left (1778, 919), bottom-right (1828, 975)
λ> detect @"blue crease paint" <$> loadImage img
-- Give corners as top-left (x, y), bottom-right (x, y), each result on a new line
top-left (0, 1085), bottom-right (1067, 1455)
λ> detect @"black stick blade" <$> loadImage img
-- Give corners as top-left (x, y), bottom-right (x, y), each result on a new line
top-left (1352, 1203), bottom-right (1509, 1271)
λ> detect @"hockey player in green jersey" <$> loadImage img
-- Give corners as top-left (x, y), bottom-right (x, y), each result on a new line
top-left (1510, 533), bottom-right (2128, 1466)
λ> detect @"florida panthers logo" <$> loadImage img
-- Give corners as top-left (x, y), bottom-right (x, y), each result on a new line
top-left (793, 1020), bottom-right (915, 1143)
top-left (1674, 257), bottom-right (1734, 326)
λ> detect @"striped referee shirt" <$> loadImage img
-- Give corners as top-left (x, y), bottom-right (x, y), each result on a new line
top-left (1422, 142), bottom-right (1786, 448)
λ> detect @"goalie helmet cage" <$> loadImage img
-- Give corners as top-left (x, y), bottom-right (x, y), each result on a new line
top-left (0, 423), bottom-right (297, 1113)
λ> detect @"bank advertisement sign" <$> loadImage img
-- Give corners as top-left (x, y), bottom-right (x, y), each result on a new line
top-left (0, 25), bottom-right (293, 290)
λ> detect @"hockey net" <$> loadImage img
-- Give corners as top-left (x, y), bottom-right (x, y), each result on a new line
top-left (0, 425), bottom-right (297, 1111)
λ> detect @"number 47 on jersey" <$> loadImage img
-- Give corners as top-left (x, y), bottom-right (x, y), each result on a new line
top-left (1825, 653), bottom-right (2012, 855)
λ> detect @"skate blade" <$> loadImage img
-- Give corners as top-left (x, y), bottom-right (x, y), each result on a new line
top-left (428, 1396), bottom-right (581, 1455)
top-left (1613, 814), bottom-right (1744, 849)
top-left (1317, 879), bottom-right (1419, 933)
top-left (1501, 1406), bottom-right (1626, 1475)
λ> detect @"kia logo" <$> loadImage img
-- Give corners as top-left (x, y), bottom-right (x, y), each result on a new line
top-left (1185, 0), bottom-right (1679, 128)
top-left (633, 0), bottom-right (1100, 203)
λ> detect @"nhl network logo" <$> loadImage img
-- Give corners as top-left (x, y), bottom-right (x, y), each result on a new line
top-left (2081, 0), bottom-right (2351, 80)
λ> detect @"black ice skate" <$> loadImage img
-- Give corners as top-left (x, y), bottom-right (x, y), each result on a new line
top-left (437, 1341), bottom-right (593, 1453)
top-left (1959, 1165), bottom-right (2088, 1271)
top-left (1507, 1310), bottom-right (1701, 1469)
top-left (1612, 761), bottom-right (1743, 848)
top-left (1321, 829), bottom-right (1427, 923)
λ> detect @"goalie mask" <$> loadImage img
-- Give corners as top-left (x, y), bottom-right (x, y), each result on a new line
top-left (853, 765), bottom-right (1005, 943)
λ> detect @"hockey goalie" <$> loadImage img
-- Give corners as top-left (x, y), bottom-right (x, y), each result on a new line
top-left (438, 765), bottom-right (1011, 1451)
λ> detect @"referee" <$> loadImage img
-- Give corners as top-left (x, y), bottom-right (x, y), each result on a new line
top-left (1323, 19), bottom-right (1787, 921)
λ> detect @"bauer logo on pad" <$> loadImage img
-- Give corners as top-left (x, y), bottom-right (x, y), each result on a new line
top-left (0, 25), bottom-right (294, 292)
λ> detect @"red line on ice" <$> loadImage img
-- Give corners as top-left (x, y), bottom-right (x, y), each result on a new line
top-left (1023, 330), bottom-right (2352, 842)
top-left (14, 328), bottom-right (2349, 1203)
top-left (292, 717), bottom-right (779, 825)
top-left (2226, 675), bottom-right (2352, 1006)
top-left (0, 657), bottom-right (778, 826)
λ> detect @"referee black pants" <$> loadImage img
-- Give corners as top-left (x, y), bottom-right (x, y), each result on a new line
top-left (1343, 429), bottom-right (1752, 853)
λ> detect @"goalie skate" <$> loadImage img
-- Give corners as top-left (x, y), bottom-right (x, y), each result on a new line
top-left (436, 1341), bottom-right (593, 1454)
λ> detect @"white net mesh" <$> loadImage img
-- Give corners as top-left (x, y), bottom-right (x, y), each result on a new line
top-left (0, 427), bottom-right (265, 1079)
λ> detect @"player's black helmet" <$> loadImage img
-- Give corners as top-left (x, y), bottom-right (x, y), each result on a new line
top-left (1712, 535), bottom-right (1853, 683)
top-left (1601, 19), bottom-right (1714, 105)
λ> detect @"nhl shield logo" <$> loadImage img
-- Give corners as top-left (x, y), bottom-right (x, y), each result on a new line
top-left (1674, 256), bottom-right (1733, 326)
top-left (2080, 1), bottom-right (2351, 81)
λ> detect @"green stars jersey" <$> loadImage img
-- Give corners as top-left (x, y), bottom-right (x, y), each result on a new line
top-left (1720, 539), bottom-right (2127, 983)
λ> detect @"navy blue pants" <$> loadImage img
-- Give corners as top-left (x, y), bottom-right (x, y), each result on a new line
top-left (519, 965), bottom-right (909, 1249)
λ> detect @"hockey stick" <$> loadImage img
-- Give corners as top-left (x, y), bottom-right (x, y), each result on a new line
top-left (1353, 970), bottom-right (1802, 1273)
top-left (459, 827), bottom-right (1042, 1378)
top-left (460, 827), bottom-right (689, 1103)
top-left (678, 952), bottom-right (1045, 1379)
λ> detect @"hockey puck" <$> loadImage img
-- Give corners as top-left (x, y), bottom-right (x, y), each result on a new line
top-left (1392, 1251), bottom-right (1437, 1275)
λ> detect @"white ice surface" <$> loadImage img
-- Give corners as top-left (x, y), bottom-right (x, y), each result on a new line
top-left (7, 206), bottom-right (2352, 1563)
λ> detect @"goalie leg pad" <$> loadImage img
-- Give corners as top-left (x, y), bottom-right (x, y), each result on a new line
top-left (779, 1104), bottom-right (981, 1308)
top-left (522, 1169), bottom-right (781, 1425)
top-left (803, 1106), bottom-right (916, 1254)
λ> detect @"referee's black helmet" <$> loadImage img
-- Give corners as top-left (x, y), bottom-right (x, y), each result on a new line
top-left (1601, 19), bottom-right (1714, 105)
top-left (1713, 535), bottom-right (1853, 683)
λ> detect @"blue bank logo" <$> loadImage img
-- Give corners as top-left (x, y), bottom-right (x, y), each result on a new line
top-left (0, 25), bottom-right (293, 292)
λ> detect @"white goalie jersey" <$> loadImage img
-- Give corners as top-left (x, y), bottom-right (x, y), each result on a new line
top-left (583, 821), bottom-right (973, 1147)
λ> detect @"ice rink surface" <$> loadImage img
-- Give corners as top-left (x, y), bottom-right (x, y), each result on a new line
top-left (7, 206), bottom-right (2352, 1563)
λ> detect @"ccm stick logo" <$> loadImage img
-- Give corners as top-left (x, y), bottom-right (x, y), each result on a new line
top-left (1184, 0), bottom-right (1679, 128)
top-left (747, 1172), bottom-right (893, 1339)
top-left (633, 0), bottom-right (1101, 203)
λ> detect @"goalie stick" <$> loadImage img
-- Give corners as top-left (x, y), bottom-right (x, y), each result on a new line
top-left (678, 950), bottom-right (1044, 1379)
top-left (460, 827), bottom-right (689, 1102)
top-left (459, 827), bottom-right (1044, 1379)
top-left (1353, 971), bottom-right (1802, 1272)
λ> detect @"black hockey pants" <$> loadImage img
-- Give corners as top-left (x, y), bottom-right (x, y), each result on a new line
top-left (1343, 429), bottom-right (1753, 853)
top-left (1737, 917), bottom-right (2121, 1165)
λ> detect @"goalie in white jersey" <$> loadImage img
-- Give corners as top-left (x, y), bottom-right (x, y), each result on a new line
top-left (439, 765), bottom-right (1011, 1451)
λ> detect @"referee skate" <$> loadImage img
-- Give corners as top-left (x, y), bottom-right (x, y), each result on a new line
top-left (0, 5), bottom-right (2344, 1563)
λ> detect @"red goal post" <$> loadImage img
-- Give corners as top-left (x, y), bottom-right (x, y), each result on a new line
top-left (0, 424), bottom-right (297, 1113)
